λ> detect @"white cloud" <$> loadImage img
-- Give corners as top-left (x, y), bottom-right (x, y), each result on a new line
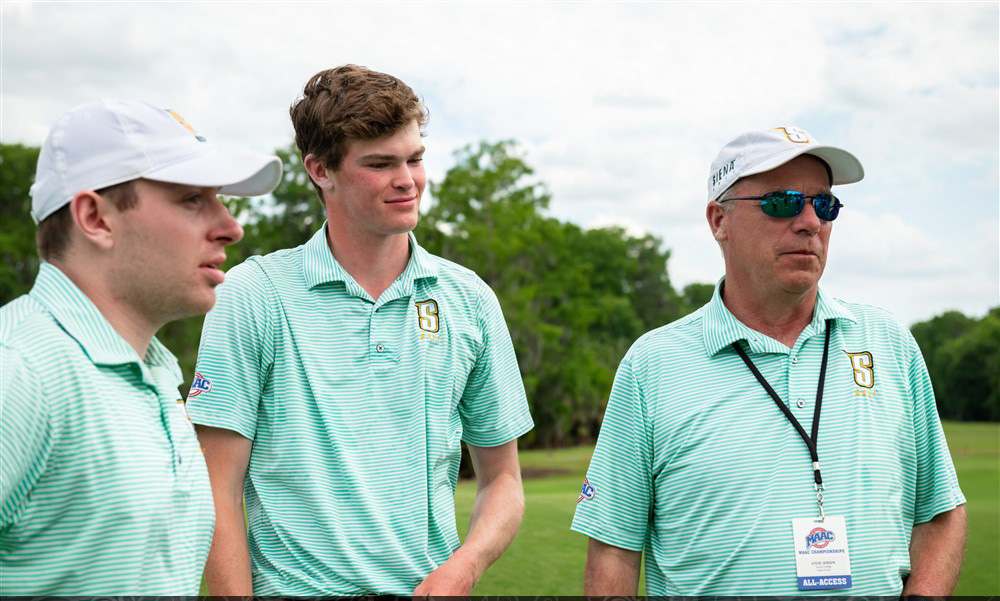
top-left (824, 209), bottom-right (999, 324)
top-left (1, 1), bottom-right (996, 324)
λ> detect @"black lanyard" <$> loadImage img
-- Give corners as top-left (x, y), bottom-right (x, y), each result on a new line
top-left (731, 320), bottom-right (833, 514)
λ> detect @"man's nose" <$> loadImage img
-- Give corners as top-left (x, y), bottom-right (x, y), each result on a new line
top-left (792, 199), bottom-right (823, 234)
top-left (392, 164), bottom-right (416, 189)
top-left (213, 199), bottom-right (245, 245)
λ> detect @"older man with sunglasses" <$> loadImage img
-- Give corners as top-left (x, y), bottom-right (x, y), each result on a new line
top-left (572, 126), bottom-right (966, 596)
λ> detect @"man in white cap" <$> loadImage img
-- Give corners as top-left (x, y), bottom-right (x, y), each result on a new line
top-left (572, 126), bottom-right (966, 595)
top-left (0, 99), bottom-right (281, 594)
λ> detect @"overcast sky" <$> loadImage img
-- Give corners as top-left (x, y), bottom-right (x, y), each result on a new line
top-left (2, 1), bottom-right (997, 326)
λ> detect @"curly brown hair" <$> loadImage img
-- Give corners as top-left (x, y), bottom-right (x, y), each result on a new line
top-left (289, 65), bottom-right (428, 198)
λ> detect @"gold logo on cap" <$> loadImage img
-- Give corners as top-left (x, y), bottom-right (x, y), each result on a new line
top-left (773, 126), bottom-right (811, 144)
top-left (167, 109), bottom-right (207, 142)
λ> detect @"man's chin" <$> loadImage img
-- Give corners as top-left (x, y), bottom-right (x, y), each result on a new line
top-left (387, 220), bottom-right (419, 236)
top-left (777, 276), bottom-right (822, 297)
top-left (164, 292), bottom-right (218, 324)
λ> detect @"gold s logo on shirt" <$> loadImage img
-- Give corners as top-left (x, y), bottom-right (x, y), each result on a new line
top-left (415, 299), bottom-right (440, 333)
top-left (844, 351), bottom-right (875, 388)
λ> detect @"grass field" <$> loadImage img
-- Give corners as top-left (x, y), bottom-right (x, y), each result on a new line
top-left (456, 420), bottom-right (999, 595)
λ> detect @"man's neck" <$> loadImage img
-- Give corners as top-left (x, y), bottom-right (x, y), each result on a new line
top-left (54, 259), bottom-right (157, 359)
top-left (325, 223), bottom-right (410, 301)
top-left (721, 276), bottom-right (818, 349)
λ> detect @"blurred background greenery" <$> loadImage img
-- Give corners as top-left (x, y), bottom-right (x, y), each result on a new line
top-left (3, 141), bottom-right (996, 440)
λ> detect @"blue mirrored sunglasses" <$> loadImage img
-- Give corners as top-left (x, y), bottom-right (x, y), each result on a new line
top-left (719, 190), bottom-right (844, 221)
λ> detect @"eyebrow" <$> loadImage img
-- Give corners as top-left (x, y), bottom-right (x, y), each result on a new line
top-left (360, 146), bottom-right (426, 162)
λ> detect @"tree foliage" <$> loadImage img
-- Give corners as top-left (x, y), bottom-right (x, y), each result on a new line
top-left (911, 308), bottom-right (1000, 421)
top-left (416, 141), bottom-right (687, 445)
top-left (4, 139), bottom-right (994, 455)
top-left (0, 144), bottom-right (41, 303)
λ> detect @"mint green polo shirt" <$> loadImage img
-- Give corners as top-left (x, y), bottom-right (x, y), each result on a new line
top-left (0, 262), bottom-right (215, 595)
top-left (187, 225), bottom-right (533, 595)
top-left (571, 280), bottom-right (964, 595)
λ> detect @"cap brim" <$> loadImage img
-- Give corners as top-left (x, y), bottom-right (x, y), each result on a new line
top-left (743, 145), bottom-right (864, 186)
top-left (144, 150), bottom-right (282, 196)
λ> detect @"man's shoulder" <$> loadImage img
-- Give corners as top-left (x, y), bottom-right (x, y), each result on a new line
top-left (422, 251), bottom-right (484, 287)
top-left (624, 307), bottom-right (708, 366)
top-left (1, 294), bottom-right (86, 382)
top-left (832, 297), bottom-right (912, 337)
top-left (1, 294), bottom-right (61, 349)
top-left (825, 296), bottom-right (922, 365)
top-left (240, 244), bottom-right (306, 275)
top-left (219, 245), bottom-right (306, 294)
top-left (836, 297), bottom-right (901, 321)
top-left (419, 251), bottom-right (495, 308)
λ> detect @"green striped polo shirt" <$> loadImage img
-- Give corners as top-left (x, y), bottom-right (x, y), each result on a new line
top-left (187, 225), bottom-right (533, 595)
top-left (572, 280), bottom-right (964, 595)
top-left (0, 262), bottom-right (215, 595)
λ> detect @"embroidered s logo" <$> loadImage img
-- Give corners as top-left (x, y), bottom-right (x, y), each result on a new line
top-left (844, 351), bottom-right (874, 388)
top-left (773, 126), bottom-right (811, 144)
top-left (415, 299), bottom-right (439, 332)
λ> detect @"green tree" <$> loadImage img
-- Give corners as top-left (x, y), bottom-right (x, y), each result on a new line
top-left (911, 310), bottom-right (977, 418)
top-left (417, 141), bottom-right (686, 445)
top-left (1, 143), bottom-right (41, 304)
top-left (681, 282), bottom-right (716, 313)
top-left (935, 313), bottom-right (1000, 421)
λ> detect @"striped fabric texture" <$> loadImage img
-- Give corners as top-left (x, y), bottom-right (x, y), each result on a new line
top-left (0, 262), bottom-right (214, 594)
top-left (572, 281), bottom-right (964, 595)
top-left (188, 226), bottom-right (533, 595)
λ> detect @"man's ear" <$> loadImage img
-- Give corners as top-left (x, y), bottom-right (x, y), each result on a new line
top-left (69, 190), bottom-right (116, 250)
top-left (303, 154), bottom-right (335, 193)
top-left (707, 200), bottom-right (729, 242)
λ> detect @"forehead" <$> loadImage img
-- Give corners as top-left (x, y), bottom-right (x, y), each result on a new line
top-left (344, 120), bottom-right (424, 159)
top-left (135, 179), bottom-right (217, 196)
top-left (734, 155), bottom-right (832, 195)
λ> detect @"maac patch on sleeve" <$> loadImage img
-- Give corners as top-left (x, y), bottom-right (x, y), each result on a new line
top-left (188, 372), bottom-right (213, 397)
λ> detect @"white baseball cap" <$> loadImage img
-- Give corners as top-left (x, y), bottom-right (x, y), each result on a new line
top-left (707, 126), bottom-right (864, 201)
top-left (30, 98), bottom-right (283, 222)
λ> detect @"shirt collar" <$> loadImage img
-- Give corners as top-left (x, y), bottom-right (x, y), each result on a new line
top-left (702, 276), bottom-right (857, 357)
top-left (29, 262), bottom-right (181, 379)
top-left (302, 223), bottom-right (439, 293)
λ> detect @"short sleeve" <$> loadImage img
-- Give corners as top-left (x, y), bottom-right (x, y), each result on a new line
top-left (907, 334), bottom-right (965, 524)
top-left (0, 345), bottom-right (53, 527)
top-left (571, 357), bottom-right (652, 551)
top-left (186, 260), bottom-right (275, 440)
top-left (457, 281), bottom-right (533, 447)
